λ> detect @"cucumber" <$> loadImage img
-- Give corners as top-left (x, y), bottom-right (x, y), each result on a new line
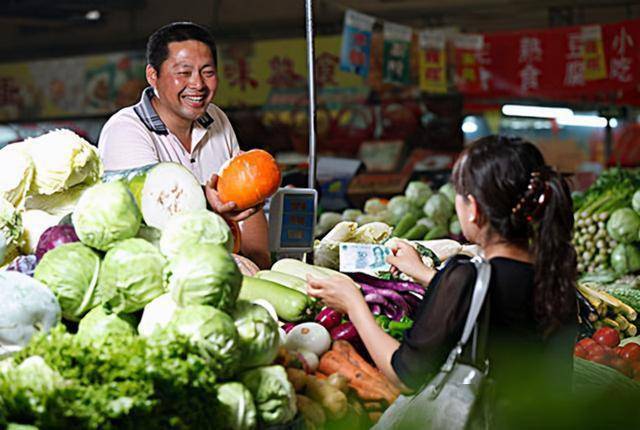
top-left (239, 276), bottom-right (310, 322)
top-left (393, 213), bottom-right (418, 237)
top-left (402, 224), bottom-right (429, 240)
top-left (423, 225), bottom-right (448, 240)
top-left (103, 162), bottom-right (206, 229)
top-left (255, 270), bottom-right (308, 294)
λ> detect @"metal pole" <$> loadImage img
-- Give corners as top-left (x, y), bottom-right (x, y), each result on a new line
top-left (305, 0), bottom-right (317, 190)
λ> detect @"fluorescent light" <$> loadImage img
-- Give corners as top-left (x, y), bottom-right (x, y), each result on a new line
top-left (462, 120), bottom-right (478, 134)
top-left (556, 114), bottom-right (608, 128)
top-left (502, 104), bottom-right (573, 119)
top-left (85, 10), bottom-right (101, 20)
top-left (609, 118), bottom-right (618, 128)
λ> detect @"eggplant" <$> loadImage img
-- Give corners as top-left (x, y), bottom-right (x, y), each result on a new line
top-left (360, 284), bottom-right (411, 316)
top-left (350, 272), bottom-right (425, 295)
top-left (577, 290), bottom-right (598, 323)
top-left (371, 304), bottom-right (382, 315)
top-left (315, 307), bottom-right (343, 330)
top-left (364, 293), bottom-right (389, 306)
top-left (330, 321), bottom-right (360, 342)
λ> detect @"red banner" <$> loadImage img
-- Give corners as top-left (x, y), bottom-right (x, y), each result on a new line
top-left (455, 19), bottom-right (640, 104)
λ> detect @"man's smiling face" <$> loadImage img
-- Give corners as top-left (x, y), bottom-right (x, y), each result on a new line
top-left (147, 39), bottom-right (218, 124)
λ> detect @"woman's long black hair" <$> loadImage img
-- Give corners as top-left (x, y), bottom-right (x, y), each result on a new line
top-left (451, 135), bottom-right (577, 336)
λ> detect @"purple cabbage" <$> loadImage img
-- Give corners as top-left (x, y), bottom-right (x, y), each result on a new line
top-left (6, 255), bottom-right (38, 277)
top-left (35, 224), bottom-right (79, 261)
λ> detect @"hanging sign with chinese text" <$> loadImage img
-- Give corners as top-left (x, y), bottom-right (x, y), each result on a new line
top-left (340, 9), bottom-right (376, 78)
top-left (418, 29), bottom-right (447, 93)
top-left (382, 22), bottom-right (413, 85)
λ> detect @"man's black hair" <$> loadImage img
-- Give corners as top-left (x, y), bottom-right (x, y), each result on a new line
top-left (146, 22), bottom-right (217, 72)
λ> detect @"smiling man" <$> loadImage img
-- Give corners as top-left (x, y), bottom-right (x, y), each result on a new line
top-left (98, 22), bottom-right (270, 268)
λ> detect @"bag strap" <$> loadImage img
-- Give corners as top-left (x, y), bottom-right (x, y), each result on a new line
top-left (440, 256), bottom-right (491, 373)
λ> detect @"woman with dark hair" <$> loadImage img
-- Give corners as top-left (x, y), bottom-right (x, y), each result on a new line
top-left (307, 135), bottom-right (577, 428)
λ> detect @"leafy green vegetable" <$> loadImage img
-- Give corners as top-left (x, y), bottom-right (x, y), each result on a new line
top-left (606, 208), bottom-right (640, 244)
top-left (438, 183), bottom-right (456, 204)
top-left (76, 306), bottom-right (136, 346)
top-left (138, 293), bottom-right (178, 337)
top-left (341, 209), bottom-right (362, 222)
top-left (0, 325), bottom-right (220, 430)
top-left (423, 193), bottom-right (454, 225)
top-left (634, 190), bottom-right (640, 215)
top-left (363, 198), bottom-right (387, 215)
top-left (239, 365), bottom-right (297, 426)
top-left (405, 181), bottom-right (433, 207)
top-left (25, 184), bottom-right (89, 217)
top-left (160, 209), bottom-right (234, 259)
top-left (388, 196), bottom-right (422, 225)
top-left (0, 197), bottom-right (23, 265)
top-left (168, 243), bottom-right (242, 311)
top-left (232, 301), bottom-right (281, 370)
top-left (72, 181), bottom-right (141, 251)
top-left (611, 243), bottom-right (640, 275)
top-left (34, 242), bottom-right (101, 321)
top-left (0, 144), bottom-right (34, 209)
top-left (216, 382), bottom-right (257, 430)
top-left (98, 238), bottom-right (167, 314)
top-left (168, 305), bottom-right (241, 378)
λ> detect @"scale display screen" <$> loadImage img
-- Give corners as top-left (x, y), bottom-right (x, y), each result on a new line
top-left (268, 188), bottom-right (317, 253)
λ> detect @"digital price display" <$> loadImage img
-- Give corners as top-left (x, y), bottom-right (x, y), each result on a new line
top-left (268, 188), bottom-right (317, 253)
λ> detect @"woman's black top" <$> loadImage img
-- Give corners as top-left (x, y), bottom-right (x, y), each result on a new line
top-left (391, 255), bottom-right (576, 415)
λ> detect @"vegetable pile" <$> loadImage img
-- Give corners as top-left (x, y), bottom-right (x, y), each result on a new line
top-left (574, 326), bottom-right (640, 382)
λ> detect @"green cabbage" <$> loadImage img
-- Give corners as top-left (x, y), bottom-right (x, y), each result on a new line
top-left (315, 212), bottom-right (343, 238)
top-left (449, 216), bottom-right (462, 236)
top-left (168, 305), bottom-right (241, 378)
top-left (20, 209), bottom-right (59, 254)
top-left (138, 293), bottom-right (178, 337)
top-left (0, 144), bottom-right (34, 209)
top-left (216, 382), bottom-right (258, 430)
top-left (72, 181), bottom-right (141, 251)
top-left (21, 129), bottom-right (102, 196)
top-left (341, 209), bottom-right (362, 222)
top-left (423, 193), bottom-right (455, 225)
top-left (439, 182), bottom-right (456, 204)
top-left (0, 197), bottom-right (23, 265)
top-left (405, 181), bottom-right (433, 207)
top-left (633, 190), bottom-right (640, 215)
top-left (607, 208), bottom-right (640, 244)
top-left (611, 243), bottom-right (640, 275)
top-left (364, 198), bottom-right (388, 215)
top-left (388, 196), bottom-right (423, 225)
top-left (160, 209), bottom-right (234, 259)
top-left (232, 301), bottom-right (281, 369)
top-left (25, 183), bottom-right (89, 217)
top-left (98, 238), bottom-right (167, 314)
top-left (168, 243), bottom-right (242, 311)
top-left (34, 242), bottom-right (101, 321)
top-left (239, 365), bottom-right (297, 426)
top-left (76, 306), bottom-right (136, 346)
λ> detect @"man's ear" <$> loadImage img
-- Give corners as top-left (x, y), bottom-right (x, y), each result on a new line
top-left (146, 64), bottom-right (158, 88)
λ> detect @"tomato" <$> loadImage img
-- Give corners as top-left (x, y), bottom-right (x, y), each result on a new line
top-left (620, 343), bottom-right (640, 362)
top-left (574, 344), bottom-right (588, 359)
top-left (614, 346), bottom-right (625, 357)
top-left (593, 327), bottom-right (620, 348)
top-left (629, 361), bottom-right (640, 379)
top-left (610, 357), bottom-right (634, 378)
top-left (588, 345), bottom-right (615, 366)
top-left (577, 338), bottom-right (597, 350)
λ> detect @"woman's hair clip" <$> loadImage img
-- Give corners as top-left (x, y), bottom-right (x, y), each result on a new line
top-left (512, 170), bottom-right (551, 223)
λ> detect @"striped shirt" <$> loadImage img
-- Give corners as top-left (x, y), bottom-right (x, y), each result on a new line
top-left (98, 87), bottom-right (240, 185)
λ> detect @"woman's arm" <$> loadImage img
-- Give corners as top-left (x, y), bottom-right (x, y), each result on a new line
top-left (306, 276), bottom-right (408, 389)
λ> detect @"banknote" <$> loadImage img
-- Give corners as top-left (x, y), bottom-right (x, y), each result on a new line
top-left (339, 243), bottom-right (392, 274)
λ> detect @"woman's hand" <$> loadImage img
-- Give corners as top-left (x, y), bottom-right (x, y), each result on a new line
top-left (306, 275), bottom-right (367, 316)
top-left (386, 240), bottom-right (436, 286)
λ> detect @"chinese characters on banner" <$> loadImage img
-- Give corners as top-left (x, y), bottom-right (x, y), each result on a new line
top-left (382, 22), bottom-right (412, 85)
top-left (458, 19), bottom-right (640, 103)
top-left (418, 30), bottom-right (447, 93)
top-left (453, 34), bottom-right (487, 94)
top-left (340, 9), bottom-right (376, 77)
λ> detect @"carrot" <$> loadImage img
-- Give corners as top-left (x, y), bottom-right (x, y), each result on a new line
top-left (319, 350), bottom-right (398, 403)
top-left (331, 341), bottom-right (401, 397)
top-left (314, 372), bottom-right (328, 380)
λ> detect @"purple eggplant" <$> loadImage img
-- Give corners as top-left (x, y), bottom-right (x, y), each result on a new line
top-left (371, 304), bottom-right (382, 315)
top-left (330, 321), bottom-right (360, 343)
top-left (402, 294), bottom-right (422, 311)
top-left (350, 272), bottom-right (425, 295)
top-left (360, 284), bottom-right (411, 316)
top-left (364, 293), bottom-right (388, 306)
top-left (385, 303), bottom-right (406, 321)
top-left (315, 307), bottom-right (343, 331)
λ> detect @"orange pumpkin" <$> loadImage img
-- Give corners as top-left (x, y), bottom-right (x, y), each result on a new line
top-left (218, 149), bottom-right (282, 210)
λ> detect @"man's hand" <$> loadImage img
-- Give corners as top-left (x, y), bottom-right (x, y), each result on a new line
top-left (205, 173), bottom-right (261, 222)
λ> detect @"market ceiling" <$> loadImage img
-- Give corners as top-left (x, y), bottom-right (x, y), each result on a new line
top-left (0, 0), bottom-right (639, 62)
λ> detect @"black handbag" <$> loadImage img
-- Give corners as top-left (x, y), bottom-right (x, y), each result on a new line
top-left (373, 256), bottom-right (493, 430)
